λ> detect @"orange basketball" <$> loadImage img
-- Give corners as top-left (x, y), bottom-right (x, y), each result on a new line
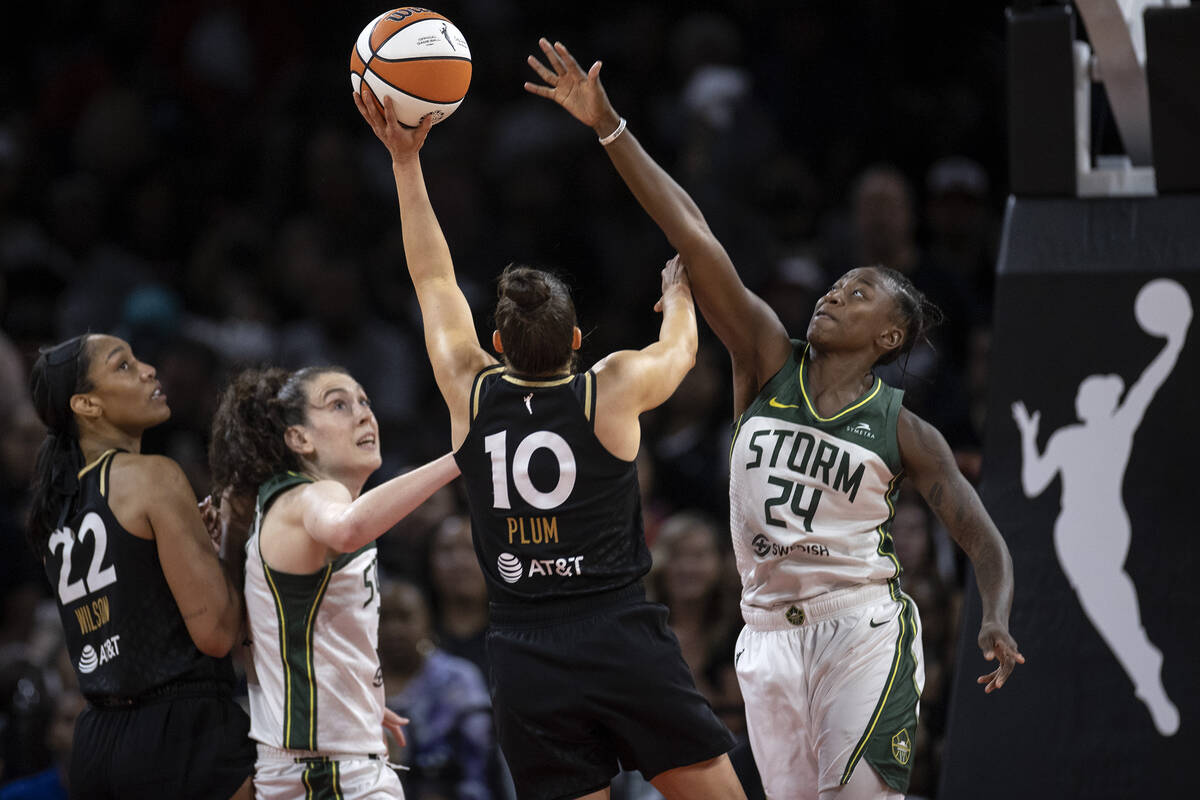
top-left (349, 7), bottom-right (472, 127)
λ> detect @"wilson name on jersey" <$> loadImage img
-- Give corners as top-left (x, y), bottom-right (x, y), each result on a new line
top-left (455, 366), bottom-right (651, 603)
top-left (244, 472), bottom-right (385, 755)
top-left (730, 342), bottom-right (906, 610)
top-left (43, 449), bottom-right (227, 697)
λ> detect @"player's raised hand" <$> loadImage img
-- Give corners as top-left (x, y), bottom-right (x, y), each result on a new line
top-left (524, 38), bottom-right (618, 133)
top-left (354, 85), bottom-right (434, 161)
top-left (975, 621), bottom-right (1025, 693)
top-left (655, 255), bottom-right (693, 313)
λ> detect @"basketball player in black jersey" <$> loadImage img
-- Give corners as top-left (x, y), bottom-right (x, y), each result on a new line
top-left (355, 88), bottom-right (745, 800)
top-left (26, 333), bottom-right (255, 799)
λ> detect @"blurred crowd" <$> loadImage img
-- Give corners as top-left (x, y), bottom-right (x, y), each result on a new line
top-left (0, 1), bottom-right (1010, 797)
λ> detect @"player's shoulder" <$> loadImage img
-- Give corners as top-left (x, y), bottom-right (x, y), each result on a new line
top-left (109, 452), bottom-right (191, 493)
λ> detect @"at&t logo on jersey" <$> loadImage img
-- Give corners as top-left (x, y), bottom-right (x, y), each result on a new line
top-left (497, 552), bottom-right (524, 583)
top-left (496, 552), bottom-right (585, 583)
top-left (78, 634), bottom-right (122, 674)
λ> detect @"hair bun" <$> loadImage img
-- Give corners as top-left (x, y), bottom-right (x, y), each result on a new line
top-left (499, 267), bottom-right (551, 312)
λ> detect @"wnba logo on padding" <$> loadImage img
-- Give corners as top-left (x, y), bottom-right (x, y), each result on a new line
top-left (497, 552), bottom-right (523, 583)
top-left (891, 728), bottom-right (912, 765)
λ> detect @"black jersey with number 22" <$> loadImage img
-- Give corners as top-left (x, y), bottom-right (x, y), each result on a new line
top-left (43, 449), bottom-right (231, 698)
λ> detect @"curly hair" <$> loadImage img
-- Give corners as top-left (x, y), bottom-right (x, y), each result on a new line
top-left (208, 365), bottom-right (348, 502)
top-left (494, 264), bottom-right (577, 375)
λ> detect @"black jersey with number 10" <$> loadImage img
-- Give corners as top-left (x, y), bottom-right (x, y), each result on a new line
top-left (42, 449), bottom-right (231, 698)
top-left (454, 367), bottom-right (651, 604)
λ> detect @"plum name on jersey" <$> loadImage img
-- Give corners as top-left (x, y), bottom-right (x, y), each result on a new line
top-left (744, 427), bottom-right (867, 502)
top-left (507, 515), bottom-right (559, 545)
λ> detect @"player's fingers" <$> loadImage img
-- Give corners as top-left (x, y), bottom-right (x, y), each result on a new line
top-left (539, 37), bottom-right (565, 73)
top-left (525, 82), bottom-right (556, 98)
top-left (588, 61), bottom-right (603, 82)
top-left (526, 54), bottom-right (557, 85)
top-left (523, 82), bottom-right (555, 98)
top-left (555, 41), bottom-right (586, 76)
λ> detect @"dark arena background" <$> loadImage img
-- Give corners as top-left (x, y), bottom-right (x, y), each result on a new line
top-left (0, 1), bottom-right (1195, 798)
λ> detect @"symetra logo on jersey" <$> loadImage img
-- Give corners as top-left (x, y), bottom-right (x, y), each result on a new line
top-left (845, 421), bottom-right (876, 439)
top-left (496, 552), bottom-right (584, 583)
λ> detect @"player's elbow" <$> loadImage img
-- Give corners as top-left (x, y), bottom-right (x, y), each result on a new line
top-left (325, 518), bottom-right (372, 554)
top-left (675, 224), bottom-right (720, 259)
top-left (190, 615), bottom-right (240, 658)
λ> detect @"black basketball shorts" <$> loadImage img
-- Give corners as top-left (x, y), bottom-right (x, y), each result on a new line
top-left (70, 686), bottom-right (255, 800)
top-left (486, 583), bottom-right (736, 800)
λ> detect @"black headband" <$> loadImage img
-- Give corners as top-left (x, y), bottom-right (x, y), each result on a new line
top-left (30, 335), bottom-right (88, 434)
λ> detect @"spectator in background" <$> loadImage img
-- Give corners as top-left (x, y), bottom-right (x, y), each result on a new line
top-left (0, 679), bottom-right (84, 800)
top-left (647, 511), bottom-right (739, 704)
top-left (647, 511), bottom-right (763, 799)
top-left (275, 224), bottom-right (426, 471)
top-left (924, 156), bottom-right (999, 322)
top-left (645, 343), bottom-right (729, 517)
top-left (423, 515), bottom-right (490, 680)
top-left (381, 579), bottom-right (495, 800)
top-left (848, 164), bottom-right (976, 442)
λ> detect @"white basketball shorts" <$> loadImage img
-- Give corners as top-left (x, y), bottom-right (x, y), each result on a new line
top-left (734, 582), bottom-right (924, 799)
top-left (254, 744), bottom-right (404, 799)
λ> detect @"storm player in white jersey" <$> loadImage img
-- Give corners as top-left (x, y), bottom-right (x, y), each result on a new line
top-left (209, 365), bottom-right (460, 799)
top-left (526, 40), bottom-right (1024, 800)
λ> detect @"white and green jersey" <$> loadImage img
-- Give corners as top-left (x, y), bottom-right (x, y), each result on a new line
top-left (245, 472), bottom-right (385, 756)
top-left (730, 341), bottom-right (905, 613)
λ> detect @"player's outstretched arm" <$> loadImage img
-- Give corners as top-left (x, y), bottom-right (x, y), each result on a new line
top-left (354, 87), bottom-right (494, 442)
top-left (592, 256), bottom-right (698, 461)
top-left (299, 454), bottom-right (460, 553)
top-left (525, 39), bottom-right (790, 410)
top-left (898, 408), bottom-right (1025, 693)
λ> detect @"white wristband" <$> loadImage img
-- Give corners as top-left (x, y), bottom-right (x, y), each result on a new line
top-left (598, 117), bottom-right (627, 146)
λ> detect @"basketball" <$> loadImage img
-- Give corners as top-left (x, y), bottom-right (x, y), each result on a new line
top-left (1134, 278), bottom-right (1192, 337)
top-left (349, 7), bottom-right (472, 127)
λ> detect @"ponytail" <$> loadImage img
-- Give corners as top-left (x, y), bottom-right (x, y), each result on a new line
top-left (27, 335), bottom-right (94, 552)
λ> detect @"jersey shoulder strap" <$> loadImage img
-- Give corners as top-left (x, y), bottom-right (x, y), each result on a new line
top-left (570, 370), bottom-right (597, 425)
top-left (256, 471), bottom-right (314, 519)
top-left (469, 364), bottom-right (507, 422)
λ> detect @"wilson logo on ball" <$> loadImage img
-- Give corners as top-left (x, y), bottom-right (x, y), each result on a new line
top-left (349, 7), bottom-right (472, 128)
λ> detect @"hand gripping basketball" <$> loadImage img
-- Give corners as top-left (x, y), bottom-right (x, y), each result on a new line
top-left (354, 86), bottom-right (434, 162)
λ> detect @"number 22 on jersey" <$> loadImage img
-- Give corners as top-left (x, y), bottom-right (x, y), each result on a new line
top-left (47, 511), bottom-right (118, 605)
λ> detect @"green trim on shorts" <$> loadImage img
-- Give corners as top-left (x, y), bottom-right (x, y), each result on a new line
top-left (839, 593), bottom-right (921, 793)
top-left (300, 757), bottom-right (343, 800)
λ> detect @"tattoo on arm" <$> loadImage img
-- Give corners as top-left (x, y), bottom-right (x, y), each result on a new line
top-left (928, 481), bottom-right (944, 510)
top-left (182, 605), bottom-right (209, 621)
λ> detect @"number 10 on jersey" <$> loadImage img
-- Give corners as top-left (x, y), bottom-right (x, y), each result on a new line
top-left (484, 430), bottom-right (578, 510)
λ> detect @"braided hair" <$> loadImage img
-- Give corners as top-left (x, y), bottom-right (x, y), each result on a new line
top-left (874, 267), bottom-right (944, 367)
